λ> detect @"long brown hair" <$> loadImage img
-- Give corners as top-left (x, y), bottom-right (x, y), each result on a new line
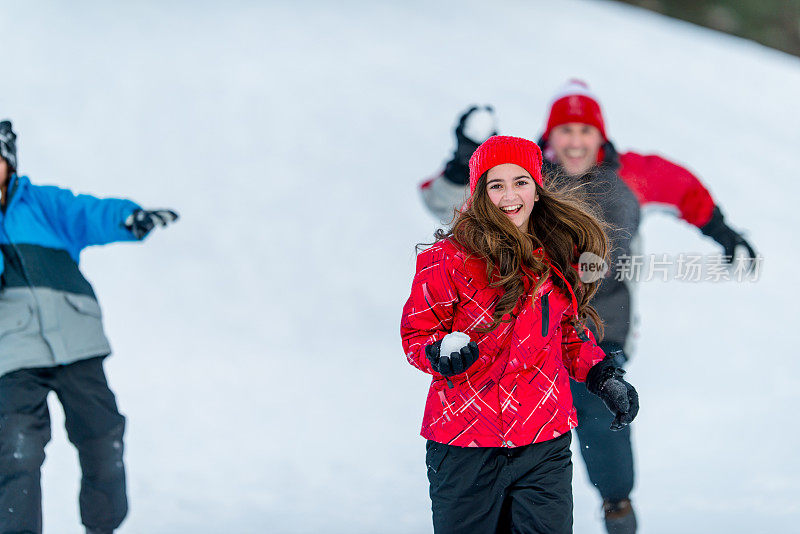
top-left (433, 172), bottom-right (610, 338)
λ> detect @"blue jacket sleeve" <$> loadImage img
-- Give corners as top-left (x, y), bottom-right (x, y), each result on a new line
top-left (32, 185), bottom-right (142, 251)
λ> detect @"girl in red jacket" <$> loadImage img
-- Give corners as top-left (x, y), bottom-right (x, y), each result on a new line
top-left (401, 135), bottom-right (639, 534)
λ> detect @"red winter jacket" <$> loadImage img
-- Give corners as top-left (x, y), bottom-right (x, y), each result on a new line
top-left (401, 239), bottom-right (606, 448)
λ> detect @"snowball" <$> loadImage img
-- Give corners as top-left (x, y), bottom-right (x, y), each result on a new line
top-left (440, 331), bottom-right (471, 358)
top-left (462, 108), bottom-right (497, 143)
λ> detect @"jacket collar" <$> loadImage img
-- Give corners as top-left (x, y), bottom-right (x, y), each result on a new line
top-left (5, 174), bottom-right (27, 208)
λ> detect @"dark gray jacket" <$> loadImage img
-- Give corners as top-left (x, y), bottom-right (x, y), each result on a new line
top-left (543, 144), bottom-right (641, 350)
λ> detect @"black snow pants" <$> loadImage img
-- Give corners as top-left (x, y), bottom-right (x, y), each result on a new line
top-left (570, 379), bottom-right (634, 502)
top-left (0, 356), bottom-right (127, 534)
top-left (426, 432), bottom-right (573, 534)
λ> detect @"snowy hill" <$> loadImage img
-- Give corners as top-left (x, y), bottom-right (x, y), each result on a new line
top-left (1, 0), bottom-right (799, 532)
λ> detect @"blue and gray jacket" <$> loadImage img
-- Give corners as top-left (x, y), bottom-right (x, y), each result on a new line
top-left (0, 174), bottom-right (141, 377)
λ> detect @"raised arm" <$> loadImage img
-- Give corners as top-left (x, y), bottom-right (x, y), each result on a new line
top-left (419, 106), bottom-right (497, 222)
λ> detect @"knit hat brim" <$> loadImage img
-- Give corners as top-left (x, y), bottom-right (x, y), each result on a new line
top-left (468, 135), bottom-right (543, 195)
top-left (542, 79), bottom-right (607, 141)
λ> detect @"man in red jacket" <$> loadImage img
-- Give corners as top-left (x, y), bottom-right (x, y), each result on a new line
top-left (418, 81), bottom-right (757, 534)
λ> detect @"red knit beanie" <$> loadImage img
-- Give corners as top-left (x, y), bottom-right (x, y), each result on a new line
top-left (542, 79), bottom-right (607, 141)
top-left (468, 135), bottom-right (543, 195)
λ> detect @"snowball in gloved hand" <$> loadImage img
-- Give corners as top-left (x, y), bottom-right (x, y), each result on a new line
top-left (440, 331), bottom-right (471, 358)
top-left (462, 108), bottom-right (497, 143)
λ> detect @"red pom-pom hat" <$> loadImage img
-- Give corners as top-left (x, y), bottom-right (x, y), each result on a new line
top-left (542, 79), bottom-right (607, 141)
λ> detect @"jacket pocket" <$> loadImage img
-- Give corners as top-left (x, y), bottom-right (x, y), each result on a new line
top-left (0, 301), bottom-right (33, 340)
top-left (57, 293), bottom-right (110, 358)
top-left (63, 293), bottom-right (102, 318)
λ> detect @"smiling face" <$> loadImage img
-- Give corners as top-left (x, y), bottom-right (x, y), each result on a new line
top-left (548, 122), bottom-right (604, 176)
top-left (485, 163), bottom-right (539, 230)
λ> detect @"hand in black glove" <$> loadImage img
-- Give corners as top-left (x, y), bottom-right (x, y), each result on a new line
top-left (125, 209), bottom-right (179, 239)
top-left (443, 105), bottom-right (498, 186)
top-left (700, 206), bottom-right (757, 271)
top-left (425, 339), bottom-right (480, 380)
top-left (599, 340), bottom-right (628, 367)
top-left (586, 356), bottom-right (639, 431)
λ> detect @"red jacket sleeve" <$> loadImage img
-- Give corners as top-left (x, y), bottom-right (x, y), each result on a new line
top-left (560, 315), bottom-right (606, 382)
top-left (401, 244), bottom-right (458, 375)
top-left (618, 151), bottom-right (716, 227)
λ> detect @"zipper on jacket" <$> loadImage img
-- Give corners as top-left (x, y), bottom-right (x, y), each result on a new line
top-left (0, 176), bottom-right (53, 360)
top-left (540, 291), bottom-right (550, 337)
top-left (1, 174), bottom-right (19, 214)
top-left (1, 222), bottom-right (46, 325)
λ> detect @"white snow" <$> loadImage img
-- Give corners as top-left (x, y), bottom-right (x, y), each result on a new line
top-left (1, 0), bottom-right (798, 533)
top-left (462, 107), bottom-right (497, 143)
top-left (439, 331), bottom-right (472, 359)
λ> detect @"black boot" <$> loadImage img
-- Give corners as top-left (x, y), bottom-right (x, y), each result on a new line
top-left (86, 528), bottom-right (113, 534)
top-left (603, 498), bottom-right (637, 534)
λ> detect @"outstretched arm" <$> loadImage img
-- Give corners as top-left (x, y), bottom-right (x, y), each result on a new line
top-left (34, 185), bottom-right (141, 249)
top-left (618, 152), bottom-right (756, 265)
top-left (34, 185), bottom-right (178, 250)
top-left (617, 152), bottom-right (716, 227)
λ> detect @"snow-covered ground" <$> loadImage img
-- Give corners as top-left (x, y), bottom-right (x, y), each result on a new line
top-left (1, 0), bottom-right (799, 532)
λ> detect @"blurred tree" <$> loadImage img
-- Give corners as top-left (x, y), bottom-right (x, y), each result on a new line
top-left (612, 0), bottom-right (800, 57)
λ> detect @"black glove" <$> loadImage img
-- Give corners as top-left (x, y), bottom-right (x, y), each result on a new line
top-left (442, 105), bottom-right (497, 186)
top-left (586, 356), bottom-right (639, 431)
top-left (700, 206), bottom-right (757, 270)
top-left (425, 339), bottom-right (480, 379)
top-left (124, 209), bottom-right (179, 239)
top-left (599, 340), bottom-right (627, 367)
